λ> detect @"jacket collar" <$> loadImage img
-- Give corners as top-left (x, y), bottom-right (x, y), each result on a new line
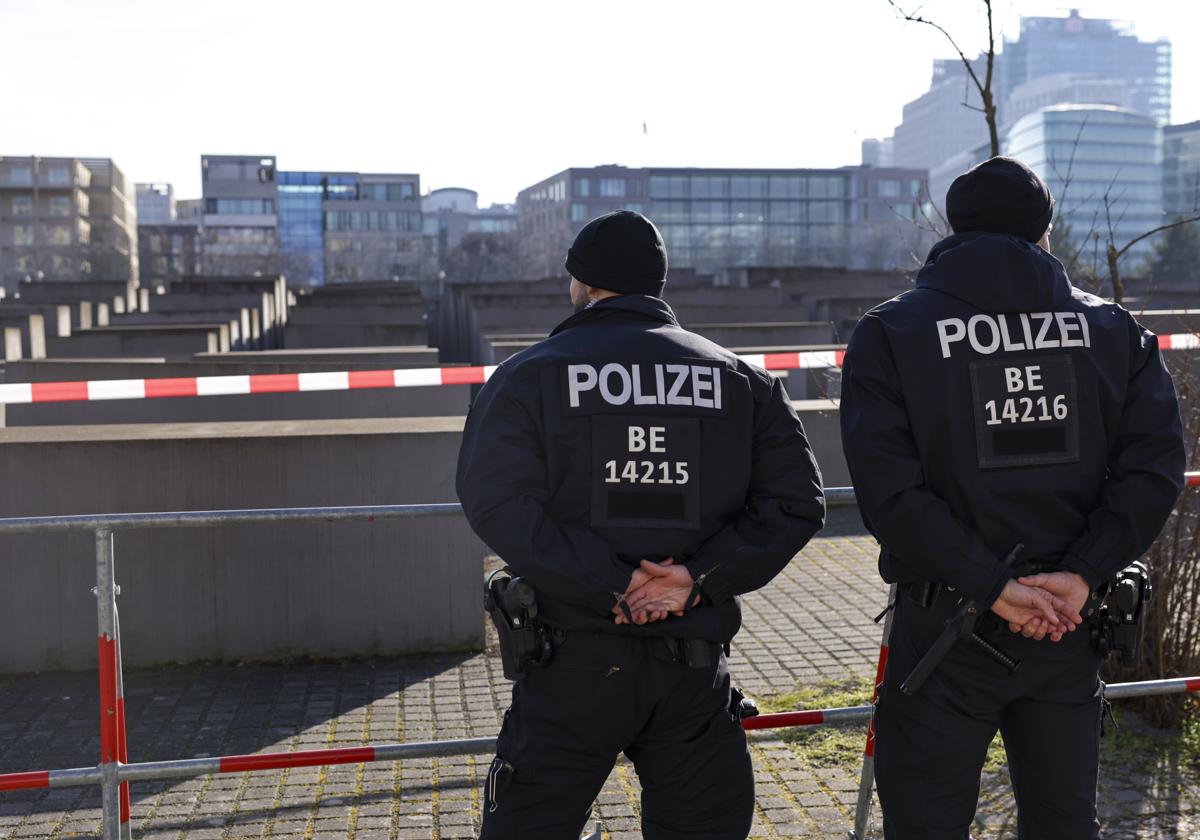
top-left (549, 294), bottom-right (679, 337)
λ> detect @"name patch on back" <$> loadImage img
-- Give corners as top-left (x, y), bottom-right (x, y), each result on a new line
top-left (969, 355), bottom-right (1080, 469)
top-left (589, 415), bottom-right (701, 529)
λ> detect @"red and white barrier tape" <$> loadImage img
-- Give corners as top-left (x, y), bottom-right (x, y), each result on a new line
top-left (0, 333), bottom-right (1197, 406)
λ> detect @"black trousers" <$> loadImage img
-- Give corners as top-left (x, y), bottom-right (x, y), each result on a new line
top-left (479, 632), bottom-right (755, 840)
top-left (875, 596), bottom-right (1103, 840)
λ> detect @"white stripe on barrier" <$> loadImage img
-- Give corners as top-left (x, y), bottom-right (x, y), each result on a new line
top-left (196, 375), bottom-right (251, 397)
top-left (799, 350), bottom-right (838, 369)
top-left (1168, 333), bottom-right (1200, 350)
top-left (740, 353), bottom-right (766, 368)
top-left (297, 371), bottom-right (350, 392)
top-left (0, 383), bottom-right (33, 404)
top-left (394, 368), bottom-right (443, 388)
top-left (87, 380), bottom-right (146, 401)
top-left (483, 365), bottom-right (498, 380)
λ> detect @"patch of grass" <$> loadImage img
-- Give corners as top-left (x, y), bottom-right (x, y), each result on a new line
top-left (760, 676), bottom-right (1008, 771)
top-left (763, 678), bottom-right (1200, 775)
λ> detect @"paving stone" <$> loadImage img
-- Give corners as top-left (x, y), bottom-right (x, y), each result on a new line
top-left (1, 521), bottom-right (1198, 837)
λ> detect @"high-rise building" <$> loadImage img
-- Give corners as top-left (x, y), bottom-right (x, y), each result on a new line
top-left (517, 165), bottom-right (927, 278)
top-left (891, 57), bottom-right (992, 172)
top-left (1163, 121), bottom-right (1200, 219)
top-left (200, 154), bottom-right (279, 277)
top-left (1005, 74), bottom-right (1131, 127)
top-left (1005, 105), bottom-right (1163, 262)
top-left (0, 156), bottom-right (138, 290)
top-left (1001, 10), bottom-right (1171, 125)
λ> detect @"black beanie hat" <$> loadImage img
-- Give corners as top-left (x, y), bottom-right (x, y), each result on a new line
top-left (946, 156), bottom-right (1055, 243)
top-left (565, 210), bottom-right (668, 297)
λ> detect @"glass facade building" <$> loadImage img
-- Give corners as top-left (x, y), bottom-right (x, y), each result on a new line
top-left (278, 171), bottom-right (325, 286)
top-left (518, 166), bottom-right (926, 278)
top-left (1163, 121), bottom-right (1200, 218)
top-left (1005, 105), bottom-right (1163, 262)
top-left (1002, 11), bottom-right (1171, 125)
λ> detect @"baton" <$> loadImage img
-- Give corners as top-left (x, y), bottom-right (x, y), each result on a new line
top-left (900, 543), bottom-right (1024, 696)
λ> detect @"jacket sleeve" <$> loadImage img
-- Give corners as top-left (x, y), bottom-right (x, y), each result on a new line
top-left (455, 367), bottom-right (634, 615)
top-left (684, 374), bottom-right (826, 605)
top-left (1061, 322), bottom-right (1186, 588)
top-left (839, 315), bottom-right (1014, 606)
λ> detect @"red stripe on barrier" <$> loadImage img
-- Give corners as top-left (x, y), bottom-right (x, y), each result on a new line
top-left (250, 373), bottom-right (300, 394)
top-left (741, 710), bottom-right (825, 731)
top-left (1160, 334), bottom-right (1174, 350)
top-left (1187, 473), bottom-right (1200, 488)
top-left (864, 644), bottom-right (889, 758)
top-left (98, 636), bottom-right (118, 765)
top-left (0, 771), bottom-right (50, 791)
top-left (441, 366), bottom-right (487, 385)
top-left (348, 370), bottom-right (396, 389)
top-left (835, 349), bottom-right (847, 367)
top-left (764, 352), bottom-right (799, 371)
top-left (220, 746), bottom-right (376, 774)
top-left (144, 377), bottom-right (198, 398)
top-left (31, 381), bottom-right (89, 403)
top-left (1187, 678), bottom-right (1200, 693)
top-left (117, 696), bottom-right (130, 822)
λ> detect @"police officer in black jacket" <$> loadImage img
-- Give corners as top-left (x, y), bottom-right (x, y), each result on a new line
top-left (841, 157), bottom-right (1185, 840)
top-left (457, 210), bottom-right (825, 839)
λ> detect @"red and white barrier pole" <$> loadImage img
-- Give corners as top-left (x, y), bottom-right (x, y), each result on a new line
top-left (95, 529), bottom-right (121, 840)
top-left (114, 606), bottom-right (131, 840)
top-left (848, 583), bottom-right (898, 840)
top-left (0, 676), bottom-right (1197, 793)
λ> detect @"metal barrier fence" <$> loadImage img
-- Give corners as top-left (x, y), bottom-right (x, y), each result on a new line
top-left (0, 478), bottom-right (1197, 840)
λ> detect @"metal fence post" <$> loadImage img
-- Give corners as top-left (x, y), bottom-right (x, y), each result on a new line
top-left (850, 582), bottom-right (898, 840)
top-left (115, 606), bottom-right (132, 840)
top-left (95, 528), bottom-right (121, 840)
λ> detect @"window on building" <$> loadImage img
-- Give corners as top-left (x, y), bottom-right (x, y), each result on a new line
top-left (47, 225), bottom-right (72, 245)
top-left (649, 176), bottom-right (688, 199)
top-left (574, 178), bottom-right (591, 198)
top-left (599, 178), bottom-right (626, 198)
top-left (12, 196), bottom-right (32, 216)
top-left (571, 203), bottom-right (588, 221)
top-left (730, 176), bottom-right (768, 198)
top-left (8, 166), bottom-right (33, 186)
top-left (46, 166), bottom-right (71, 186)
top-left (875, 180), bottom-right (902, 198)
top-left (204, 198), bottom-right (275, 215)
top-left (15, 254), bottom-right (33, 271)
top-left (690, 176), bottom-right (729, 198)
top-left (13, 225), bottom-right (33, 246)
top-left (49, 196), bottom-right (71, 216)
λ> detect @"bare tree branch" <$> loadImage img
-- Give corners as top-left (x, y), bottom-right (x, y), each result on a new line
top-left (1116, 214), bottom-right (1200, 261)
top-left (885, 0), bottom-right (1000, 154)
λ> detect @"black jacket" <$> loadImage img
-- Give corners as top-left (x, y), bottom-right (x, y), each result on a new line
top-left (841, 233), bottom-right (1185, 606)
top-left (456, 294), bottom-right (825, 643)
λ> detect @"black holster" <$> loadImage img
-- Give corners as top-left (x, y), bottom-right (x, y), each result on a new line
top-left (485, 570), bottom-right (553, 681)
top-left (1090, 560), bottom-right (1151, 665)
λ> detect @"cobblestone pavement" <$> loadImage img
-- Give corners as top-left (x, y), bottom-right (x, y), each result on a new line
top-left (1, 510), bottom-right (1198, 838)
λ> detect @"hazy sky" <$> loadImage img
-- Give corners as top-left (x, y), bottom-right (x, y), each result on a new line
top-left (2, 0), bottom-right (1196, 207)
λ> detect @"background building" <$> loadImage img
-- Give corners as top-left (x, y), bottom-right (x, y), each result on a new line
top-left (1007, 106), bottom-right (1161, 262)
top-left (136, 183), bottom-right (176, 224)
top-left (421, 188), bottom-right (518, 283)
top-left (517, 165), bottom-right (926, 278)
top-left (199, 154), bottom-right (279, 278)
top-left (891, 57), bottom-right (992, 172)
top-left (0, 156), bottom-right (138, 291)
top-left (1163, 121), bottom-right (1200, 218)
top-left (1001, 10), bottom-right (1171, 125)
